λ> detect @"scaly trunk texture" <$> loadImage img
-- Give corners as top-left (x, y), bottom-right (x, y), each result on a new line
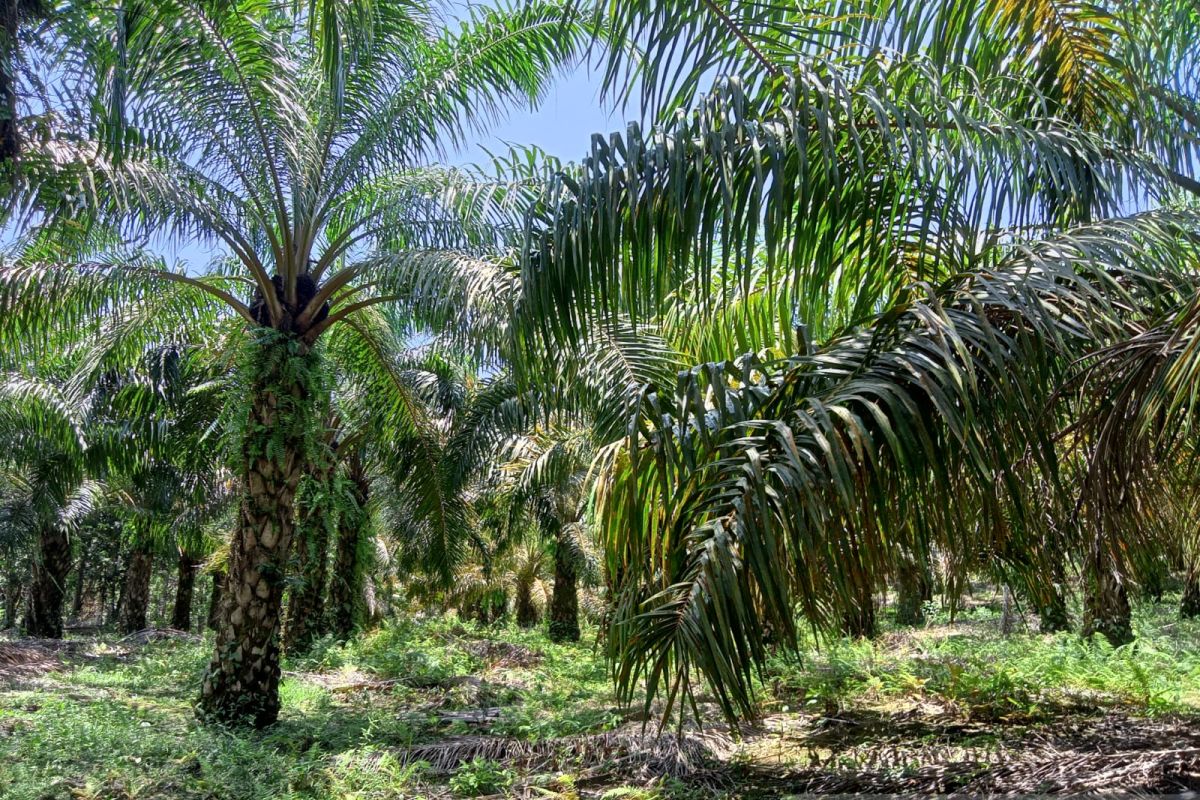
top-left (894, 553), bottom-right (932, 627)
top-left (171, 552), bottom-right (201, 631)
top-left (327, 522), bottom-right (362, 639)
top-left (198, 337), bottom-right (316, 728)
top-left (24, 525), bottom-right (72, 638)
top-left (1000, 585), bottom-right (1019, 635)
top-left (71, 538), bottom-right (91, 618)
top-left (842, 578), bottom-right (878, 639)
top-left (1181, 572), bottom-right (1200, 620)
top-left (515, 572), bottom-right (539, 628)
top-left (328, 463), bottom-right (367, 642)
top-left (282, 469), bottom-right (333, 653)
top-left (207, 570), bottom-right (225, 631)
top-left (4, 570), bottom-right (20, 629)
top-left (1037, 585), bottom-right (1072, 633)
top-left (326, 510), bottom-right (362, 642)
top-left (1083, 553), bottom-right (1133, 646)
top-left (548, 538), bottom-right (579, 643)
top-left (117, 545), bottom-right (154, 634)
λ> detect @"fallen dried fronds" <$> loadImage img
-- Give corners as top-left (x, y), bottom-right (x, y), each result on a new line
top-left (116, 628), bottom-right (201, 645)
top-left (737, 712), bottom-right (1200, 795)
top-left (0, 641), bottom-right (64, 679)
top-left (389, 726), bottom-right (734, 783)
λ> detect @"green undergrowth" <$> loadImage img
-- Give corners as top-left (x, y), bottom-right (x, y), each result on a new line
top-left (290, 618), bottom-right (621, 739)
top-left (767, 597), bottom-right (1200, 720)
top-left (4, 603), bottom-right (1200, 799)
top-left (0, 618), bottom-right (621, 800)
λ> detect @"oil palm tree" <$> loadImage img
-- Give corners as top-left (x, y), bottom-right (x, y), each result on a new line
top-left (279, 422), bottom-right (340, 651)
top-left (1062, 282), bottom-right (1200, 628)
top-left (457, 413), bottom-right (599, 641)
top-left (0, 0), bottom-right (49, 168)
top-left (0, 0), bottom-right (596, 726)
top-left (108, 345), bottom-right (230, 633)
top-left (299, 316), bottom-right (483, 644)
top-left (0, 483), bottom-right (35, 628)
top-left (500, 426), bottom-right (599, 642)
top-left (491, 0), bottom-right (1200, 724)
top-left (0, 370), bottom-right (110, 637)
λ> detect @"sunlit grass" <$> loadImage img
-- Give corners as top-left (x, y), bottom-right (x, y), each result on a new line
top-left (0, 618), bottom-right (619, 799)
top-left (4, 604), bottom-right (1200, 798)
top-left (767, 595), bottom-right (1200, 719)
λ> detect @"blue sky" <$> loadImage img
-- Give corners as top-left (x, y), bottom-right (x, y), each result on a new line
top-left (442, 0), bottom-right (627, 166)
top-left (454, 61), bottom-right (625, 167)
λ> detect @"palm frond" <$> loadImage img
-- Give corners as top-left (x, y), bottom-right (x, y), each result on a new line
top-left (597, 211), bottom-right (1200, 725)
top-left (522, 64), bottom-right (1192, 353)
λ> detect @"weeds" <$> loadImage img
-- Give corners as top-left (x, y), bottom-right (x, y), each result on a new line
top-left (0, 618), bottom-right (617, 799)
top-left (448, 757), bottom-right (515, 797)
top-left (4, 603), bottom-right (1200, 798)
top-left (767, 598), bottom-right (1200, 719)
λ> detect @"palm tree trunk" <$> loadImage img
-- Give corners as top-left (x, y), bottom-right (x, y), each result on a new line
top-left (1000, 584), bottom-right (1019, 635)
top-left (1181, 571), bottom-right (1200, 620)
top-left (548, 537), bottom-right (579, 643)
top-left (24, 525), bottom-right (72, 638)
top-left (328, 458), bottom-right (368, 641)
top-left (71, 537), bottom-right (92, 618)
top-left (282, 468), bottom-right (333, 653)
top-left (171, 552), bottom-right (201, 631)
top-left (894, 552), bottom-right (932, 627)
top-left (198, 338), bottom-right (316, 728)
top-left (842, 602), bottom-right (877, 639)
top-left (1030, 539), bottom-right (1073, 633)
top-left (104, 537), bottom-right (122, 623)
top-left (1037, 584), bottom-right (1071, 633)
top-left (156, 565), bottom-right (172, 621)
top-left (117, 544), bottom-right (154, 634)
top-left (841, 579), bottom-right (878, 639)
top-left (206, 570), bottom-right (225, 631)
top-left (515, 572), bottom-right (539, 628)
top-left (1082, 550), bottom-right (1133, 646)
top-left (327, 524), bottom-right (361, 639)
top-left (4, 568), bottom-right (21, 628)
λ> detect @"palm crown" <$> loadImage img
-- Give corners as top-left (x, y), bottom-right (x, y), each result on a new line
top-left (11, 0), bottom-right (592, 340)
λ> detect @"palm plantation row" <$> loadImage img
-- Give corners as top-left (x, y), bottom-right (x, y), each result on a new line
top-left (0, 0), bottom-right (1198, 736)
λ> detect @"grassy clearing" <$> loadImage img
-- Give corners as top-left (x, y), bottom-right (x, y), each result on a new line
top-left (3, 599), bottom-right (1200, 798)
top-left (766, 601), bottom-right (1200, 721)
top-left (0, 620), bottom-right (624, 800)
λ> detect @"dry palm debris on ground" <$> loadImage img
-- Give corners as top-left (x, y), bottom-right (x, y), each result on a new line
top-left (723, 711), bottom-right (1200, 796)
top-left (0, 640), bottom-right (62, 677)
